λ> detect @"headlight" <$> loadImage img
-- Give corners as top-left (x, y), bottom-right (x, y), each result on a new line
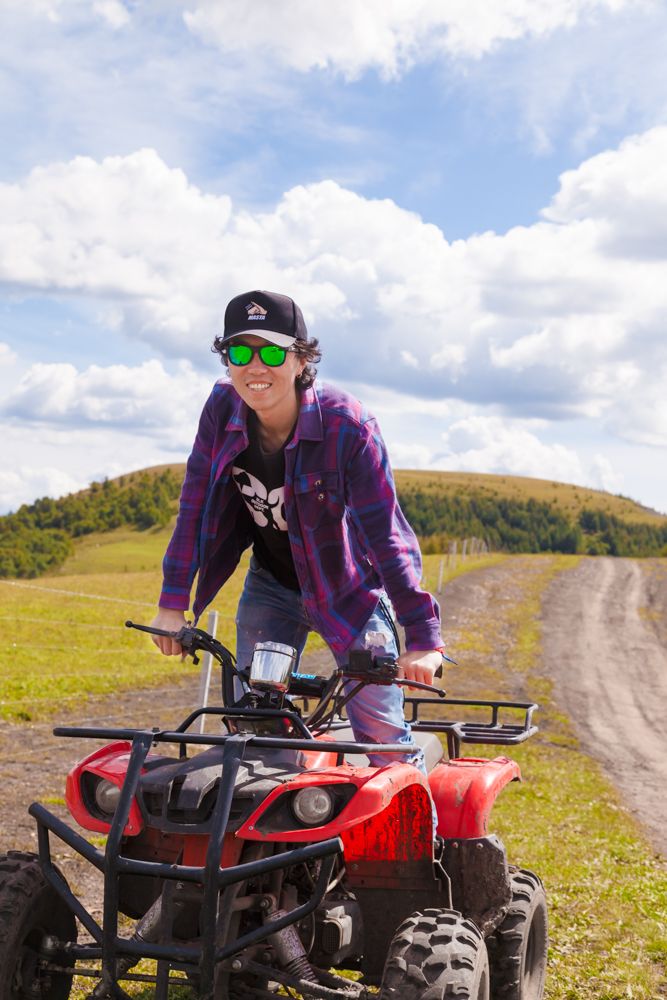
top-left (292, 787), bottom-right (334, 826)
top-left (93, 778), bottom-right (121, 815)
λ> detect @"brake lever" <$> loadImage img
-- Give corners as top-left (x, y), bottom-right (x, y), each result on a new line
top-left (125, 619), bottom-right (178, 638)
top-left (125, 620), bottom-right (237, 670)
top-left (396, 678), bottom-right (446, 697)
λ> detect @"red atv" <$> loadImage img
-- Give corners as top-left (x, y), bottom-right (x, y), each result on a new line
top-left (0, 622), bottom-right (548, 1000)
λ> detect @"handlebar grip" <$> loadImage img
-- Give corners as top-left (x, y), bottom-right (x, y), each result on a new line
top-left (289, 673), bottom-right (329, 698)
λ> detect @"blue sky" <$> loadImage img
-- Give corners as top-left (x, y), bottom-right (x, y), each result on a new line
top-left (1, 0), bottom-right (666, 514)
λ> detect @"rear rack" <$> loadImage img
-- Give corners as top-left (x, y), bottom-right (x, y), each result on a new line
top-left (404, 696), bottom-right (539, 759)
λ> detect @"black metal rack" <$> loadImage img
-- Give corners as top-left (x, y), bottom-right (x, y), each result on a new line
top-left (404, 696), bottom-right (539, 759)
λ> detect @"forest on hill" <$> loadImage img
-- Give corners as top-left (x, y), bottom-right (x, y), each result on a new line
top-left (397, 487), bottom-right (667, 558)
top-left (0, 470), bottom-right (180, 578)
top-left (1, 468), bottom-right (666, 578)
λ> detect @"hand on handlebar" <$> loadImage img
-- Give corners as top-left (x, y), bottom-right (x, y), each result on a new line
top-left (148, 608), bottom-right (189, 656)
top-left (397, 649), bottom-right (442, 690)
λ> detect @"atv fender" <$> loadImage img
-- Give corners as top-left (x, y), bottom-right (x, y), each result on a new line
top-left (237, 762), bottom-right (433, 854)
top-left (429, 756), bottom-right (521, 839)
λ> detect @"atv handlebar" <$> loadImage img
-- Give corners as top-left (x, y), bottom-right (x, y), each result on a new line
top-left (126, 620), bottom-right (445, 697)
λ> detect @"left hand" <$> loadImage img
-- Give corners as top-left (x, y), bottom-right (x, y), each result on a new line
top-left (396, 649), bottom-right (442, 688)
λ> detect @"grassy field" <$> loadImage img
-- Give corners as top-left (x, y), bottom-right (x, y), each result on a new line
top-left (0, 528), bottom-right (497, 721)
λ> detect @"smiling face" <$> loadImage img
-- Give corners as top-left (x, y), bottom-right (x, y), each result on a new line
top-left (226, 334), bottom-right (306, 429)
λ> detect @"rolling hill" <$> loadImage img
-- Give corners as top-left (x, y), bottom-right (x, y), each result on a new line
top-left (1, 465), bottom-right (666, 579)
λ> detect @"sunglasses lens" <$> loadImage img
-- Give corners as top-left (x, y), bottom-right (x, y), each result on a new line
top-left (259, 345), bottom-right (287, 366)
top-left (227, 343), bottom-right (253, 365)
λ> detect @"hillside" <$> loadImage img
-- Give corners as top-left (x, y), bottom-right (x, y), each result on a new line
top-left (119, 463), bottom-right (667, 525)
top-left (1, 465), bottom-right (666, 579)
top-left (394, 469), bottom-right (666, 525)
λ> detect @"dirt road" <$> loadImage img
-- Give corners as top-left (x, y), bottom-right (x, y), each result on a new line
top-left (540, 557), bottom-right (667, 857)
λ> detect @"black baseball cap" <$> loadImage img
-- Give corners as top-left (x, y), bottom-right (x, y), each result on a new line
top-left (220, 290), bottom-right (308, 349)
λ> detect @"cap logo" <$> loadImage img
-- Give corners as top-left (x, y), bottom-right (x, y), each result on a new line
top-left (246, 301), bottom-right (267, 321)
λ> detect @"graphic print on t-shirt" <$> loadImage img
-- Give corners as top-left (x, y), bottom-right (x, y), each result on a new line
top-left (232, 467), bottom-right (288, 532)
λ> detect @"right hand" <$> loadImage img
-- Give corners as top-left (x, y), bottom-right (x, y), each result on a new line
top-left (149, 608), bottom-right (189, 656)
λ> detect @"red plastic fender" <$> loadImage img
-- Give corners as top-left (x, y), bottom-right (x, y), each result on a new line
top-left (236, 761), bottom-right (433, 850)
top-left (428, 756), bottom-right (521, 839)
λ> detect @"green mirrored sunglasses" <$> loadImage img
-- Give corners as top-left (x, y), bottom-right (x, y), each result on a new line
top-left (225, 342), bottom-right (293, 367)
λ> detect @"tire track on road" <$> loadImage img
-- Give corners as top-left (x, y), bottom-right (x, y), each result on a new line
top-left (541, 557), bottom-right (667, 856)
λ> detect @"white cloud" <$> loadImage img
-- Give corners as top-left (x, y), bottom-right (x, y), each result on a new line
top-left (2, 358), bottom-right (211, 443)
top-left (0, 420), bottom-right (193, 514)
top-left (1, 126), bottom-right (666, 461)
top-left (92, 1), bottom-right (130, 29)
top-left (0, 343), bottom-right (17, 367)
top-left (440, 414), bottom-right (590, 485)
top-left (543, 126), bottom-right (667, 258)
top-left (183, 0), bottom-right (635, 76)
top-left (0, 464), bottom-right (85, 513)
top-left (453, 3), bottom-right (667, 156)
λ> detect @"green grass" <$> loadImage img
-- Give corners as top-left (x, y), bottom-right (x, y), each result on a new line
top-left (0, 558), bottom-right (238, 721)
top-left (0, 532), bottom-right (497, 721)
top-left (55, 523), bottom-right (175, 575)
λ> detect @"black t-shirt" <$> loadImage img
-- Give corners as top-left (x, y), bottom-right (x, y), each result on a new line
top-left (232, 412), bottom-right (300, 591)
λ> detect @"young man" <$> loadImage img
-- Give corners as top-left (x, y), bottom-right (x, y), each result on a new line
top-left (150, 289), bottom-right (444, 770)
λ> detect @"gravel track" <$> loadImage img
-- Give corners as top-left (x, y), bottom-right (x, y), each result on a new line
top-left (540, 556), bottom-right (667, 857)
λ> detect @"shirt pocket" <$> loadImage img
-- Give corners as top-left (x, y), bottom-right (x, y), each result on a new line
top-left (293, 471), bottom-right (345, 531)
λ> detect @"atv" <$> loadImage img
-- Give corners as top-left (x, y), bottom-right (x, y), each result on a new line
top-left (0, 621), bottom-right (548, 1000)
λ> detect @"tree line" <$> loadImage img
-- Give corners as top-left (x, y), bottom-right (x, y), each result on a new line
top-left (1, 473), bottom-right (666, 579)
top-left (0, 470), bottom-right (181, 578)
top-left (397, 489), bottom-right (667, 558)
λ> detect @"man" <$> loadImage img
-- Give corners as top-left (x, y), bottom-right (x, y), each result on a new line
top-left (150, 289), bottom-right (444, 771)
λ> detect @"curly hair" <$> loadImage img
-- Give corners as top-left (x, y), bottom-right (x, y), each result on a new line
top-left (211, 336), bottom-right (322, 390)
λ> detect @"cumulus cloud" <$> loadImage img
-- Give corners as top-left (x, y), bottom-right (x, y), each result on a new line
top-left (183, 0), bottom-right (634, 76)
top-left (2, 126), bottom-right (667, 454)
top-left (543, 126), bottom-right (667, 259)
top-left (0, 464), bottom-right (85, 514)
top-left (440, 415), bottom-right (591, 486)
top-left (0, 420), bottom-right (195, 514)
top-left (2, 358), bottom-right (211, 445)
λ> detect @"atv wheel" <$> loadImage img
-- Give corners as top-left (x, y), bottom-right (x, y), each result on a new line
top-left (486, 869), bottom-right (548, 1000)
top-left (0, 851), bottom-right (77, 1000)
top-left (379, 908), bottom-right (489, 1000)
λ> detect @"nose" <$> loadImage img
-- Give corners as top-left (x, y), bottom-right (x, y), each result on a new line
top-left (247, 353), bottom-right (269, 373)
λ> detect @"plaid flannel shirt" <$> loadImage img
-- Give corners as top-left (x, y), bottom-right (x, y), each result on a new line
top-left (159, 380), bottom-right (442, 656)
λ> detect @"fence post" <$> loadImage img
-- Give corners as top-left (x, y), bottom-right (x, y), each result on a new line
top-left (196, 609), bottom-right (219, 734)
top-left (462, 538), bottom-right (468, 560)
top-left (437, 557), bottom-right (445, 594)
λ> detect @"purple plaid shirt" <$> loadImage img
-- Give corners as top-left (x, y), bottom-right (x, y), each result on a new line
top-left (159, 380), bottom-right (442, 656)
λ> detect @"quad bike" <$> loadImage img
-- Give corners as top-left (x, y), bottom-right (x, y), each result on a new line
top-left (0, 622), bottom-right (548, 1000)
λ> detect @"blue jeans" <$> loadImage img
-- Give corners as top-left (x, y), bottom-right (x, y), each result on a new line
top-left (235, 557), bottom-right (426, 773)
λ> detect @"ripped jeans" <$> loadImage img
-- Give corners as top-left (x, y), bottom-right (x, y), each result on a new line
top-left (235, 557), bottom-right (426, 774)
